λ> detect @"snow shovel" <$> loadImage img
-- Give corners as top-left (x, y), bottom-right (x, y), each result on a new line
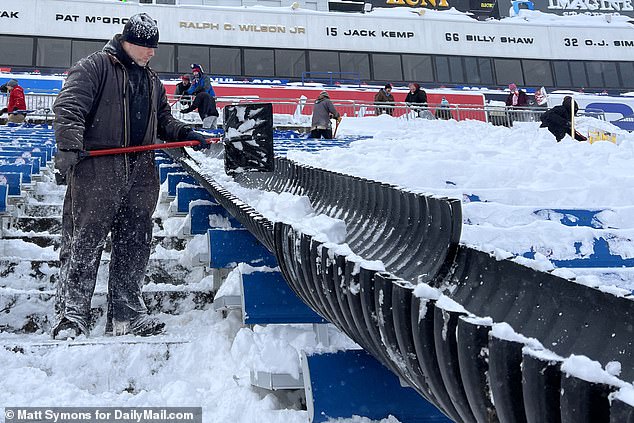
top-left (80, 137), bottom-right (222, 158)
top-left (333, 117), bottom-right (342, 139)
top-left (55, 138), bottom-right (222, 185)
top-left (223, 103), bottom-right (274, 174)
top-left (570, 97), bottom-right (576, 140)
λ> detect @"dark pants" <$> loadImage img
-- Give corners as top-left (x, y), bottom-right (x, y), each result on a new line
top-left (56, 152), bottom-right (159, 332)
top-left (550, 127), bottom-right (567, 142)
top-left (435, 108), bottom-right (452, 120)
top-left (547, 126), bottom-right (586, 142)
top-left (310, 128), bottom-right (333, 139)
top-left (541, 123), bottom-right (570, 142)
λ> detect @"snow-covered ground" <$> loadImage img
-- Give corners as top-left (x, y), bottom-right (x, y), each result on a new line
top-left (1, 115), bottom-right (633, 421)
top-left (286, 115), bottom-right (634, 292)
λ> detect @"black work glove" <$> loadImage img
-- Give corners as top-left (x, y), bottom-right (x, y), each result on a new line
top-left (0, 107), bottom-right (7, 115)
top-left (54, 149), bottom-right (81, 185)
top-left (186, 130), bottom-right (210, 151)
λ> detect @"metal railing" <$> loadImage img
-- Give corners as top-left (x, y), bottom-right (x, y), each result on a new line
top-left (223, 98), bottom-right (605, 128)
top-left (1, 93), bottom-right (56, 124)
top-left (4, 94), bottom-right (606, 129)
top-left (212, 97), bottom-right (490, 122)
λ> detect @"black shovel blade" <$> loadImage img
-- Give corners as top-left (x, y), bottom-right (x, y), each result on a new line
top-left (223, 103), bottom-right (274, 174)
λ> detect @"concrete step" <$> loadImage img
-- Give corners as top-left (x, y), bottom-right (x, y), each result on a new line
top-left (0, 258), bottom-right (199, 291)
top-left (9, 216), bottom-right (62, 234)
top-left (19, 203), bottom-right (64, 218)
top-left (0, 234), bottom-right (188, 251)
top-left (28, 194), bottom-right (66, 203)
top-left (6, 216), bottom-right (183, 235)
top-left (0, 235), bottom-right (61, 249)
top-left (0, 287), bottom-right (215, 334)
top-left (20, 183), bottom-right (67, 203)
top-left (4, 336), bottom-right (191, 353)
top-left (5, 199), bottom-right (63, 218)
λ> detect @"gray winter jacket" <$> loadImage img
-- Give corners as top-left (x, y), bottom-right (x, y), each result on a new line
top-left (311, 96), bottom-right (340, 130)
top-left (53, 35), bottom-right (188, 152)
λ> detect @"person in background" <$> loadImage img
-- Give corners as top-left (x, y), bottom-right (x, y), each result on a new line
top-left (188, 64), bottom-right (216, 98)
top-left (435, 97), bottom-right (452, 120)
top-left (0, 79), bottom-right (27, 124)
top-left (505, 83), bottom-right (528, 125)
top-left (540, 96), bottom-right (587, 142)
top-left (310, 90), bottom-right (340, 139)
top-left (374, 83), bottom-right (395, 116)
top-left (405, 83), bottom-right (428, 118)
top-left (534, 86), bottom-right (548, 107)
top-left (505, 83), bottom-right (528, 108)
top-left (174, 74), bottom-right (192, 106)
top-left (52, 13), bottom-right (209, 339)
top-left (180, 91), bottom-right (219, 129)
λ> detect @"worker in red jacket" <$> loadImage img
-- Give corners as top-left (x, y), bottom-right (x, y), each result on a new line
top-left (0, 79), bottom-right (27, 124)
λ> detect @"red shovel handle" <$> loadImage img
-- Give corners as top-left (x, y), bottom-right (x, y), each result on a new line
top-left (81, 138), bottom-right (221, 157)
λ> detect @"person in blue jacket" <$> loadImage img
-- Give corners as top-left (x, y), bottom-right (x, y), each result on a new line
top-left (187, 64), bottom-right (216, 98)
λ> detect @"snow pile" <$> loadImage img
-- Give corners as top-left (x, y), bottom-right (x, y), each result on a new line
top-left (285, 115), bottom-right (634, 291)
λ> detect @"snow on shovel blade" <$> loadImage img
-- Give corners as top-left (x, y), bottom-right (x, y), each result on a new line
top-left (195, 135), bottom-right (225, 159)
top-left (222, 103), bottom-right (274, 174)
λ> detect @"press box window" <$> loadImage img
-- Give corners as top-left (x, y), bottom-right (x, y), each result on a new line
top-left (402, 55), bottom-right (434, 83)
top-left (599, 62), bottom-right (620, 88)
top-left (177, 45), bottom-right (210, 74)
top-left (151, 44), bottom-right (175, 73)
top-left (434, 56), bottom-right (465, 84)
top-left (464, 57), bottom-right (494, 85)
top-left (275, 49), bottom-right (306, 78)
top-left (569, 61), bottom-right (588, 89)
top-left (309, 51), bottom-right (340, 73)
top-left (244, 49), bottom-right (274, 77)
top-left (494, 58), bottom-right (524, 86)
top-left (586, 62), bottom-right (619, 88)
top-left (37, 38), bottom-right (71, 69)
top-left (449, 57), bottom-right (465, 83)
top-left (0, 36), bottom-right (34, 66)
top-left (522, 59), bottom-right (553, 87)
top-left (210, 47), bottom-right (241, 76)
top-left (71, 40), bottom-right (106, 65)
top-left (618, 62), bottom-right (634, 88)
top-left (372, 54), bottom-right (403, 82)
top-left (552, 61), bottom-right (572, 87)
top-left (339, 52), bottom-right (370, 80)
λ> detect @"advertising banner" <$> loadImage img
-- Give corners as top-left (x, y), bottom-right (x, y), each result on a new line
top-left (368, 0), bottom-right (500, 18)
top-left (497, 0), bottom-right (634, 17)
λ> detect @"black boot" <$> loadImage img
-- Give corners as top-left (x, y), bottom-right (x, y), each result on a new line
top-left (52, 317), bottom-right (88, 339)
top-left (112, 315), bottom-right (165, 337)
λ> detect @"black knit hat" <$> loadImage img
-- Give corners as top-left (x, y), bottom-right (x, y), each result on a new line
top-left (121, 13), bottom-right (159, 48)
